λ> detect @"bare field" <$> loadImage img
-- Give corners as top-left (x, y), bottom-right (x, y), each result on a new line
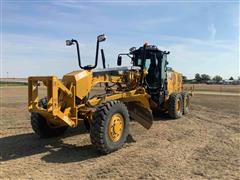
top-left (0, 86), bottom-right (239, 179)
top-left (184, 84), bottom-right (240, 93)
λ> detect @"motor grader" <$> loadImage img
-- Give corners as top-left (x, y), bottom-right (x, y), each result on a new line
top-left (28, 34), bottom-right (190, 154)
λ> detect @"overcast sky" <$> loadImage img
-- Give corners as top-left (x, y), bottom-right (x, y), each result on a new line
top-left (1, 0), bottom-right (239, 79)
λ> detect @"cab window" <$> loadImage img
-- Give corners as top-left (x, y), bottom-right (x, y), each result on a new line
top-left (145, 59), bottom-right (151, 70)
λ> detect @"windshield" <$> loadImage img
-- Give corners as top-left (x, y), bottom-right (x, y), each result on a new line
top-left (134, 57), bottom-right (156, 70)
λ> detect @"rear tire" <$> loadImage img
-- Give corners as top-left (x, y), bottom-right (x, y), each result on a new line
top-left (30, 98), bottom-right (68, 138)
top-left (181, 92), bottom-right (190, 114)
top-left (90, 101), bottom-right (129, 154)
top-left (168, 93), bottom-right (183, 119)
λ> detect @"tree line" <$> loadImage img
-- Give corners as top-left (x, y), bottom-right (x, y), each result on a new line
top-left (182, 74), bottom-right (240, 84)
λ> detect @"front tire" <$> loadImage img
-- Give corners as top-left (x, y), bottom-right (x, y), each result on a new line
top-left (30, 98), bottom-right (68, 138)
top-left (90, 101), bottom-right (129, 154)
top-left (31, 113), bottom-right (68, 138)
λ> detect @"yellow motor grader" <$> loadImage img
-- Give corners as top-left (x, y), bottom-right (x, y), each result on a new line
top-left (28, 34), bottom-right (190, 154)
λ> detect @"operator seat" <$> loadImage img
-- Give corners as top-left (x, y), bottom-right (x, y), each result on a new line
top-left (146, 57), bottom-right (159, 88)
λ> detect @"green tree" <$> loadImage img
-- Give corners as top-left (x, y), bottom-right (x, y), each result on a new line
top-left (229, 77), bottom-right (234, 80)
top-left (194, 73), bottom-right (201, 83)
top-left (213, 75), bottom-right (223, 83)
top-left (201, 74), bottom-right (211, 83)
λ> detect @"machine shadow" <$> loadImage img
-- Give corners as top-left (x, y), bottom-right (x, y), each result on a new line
top-left (153, 112), bottom-right (174, 121)
top-left (41, 134), bottom-right (135, 163)
top-left (0, 122), bottom-right (88, 162)
top-left (0, 121), bottom-right (136, 163)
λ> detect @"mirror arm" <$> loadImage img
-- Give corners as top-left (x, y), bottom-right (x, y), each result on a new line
top-left (117, 53), bottom-right (132, 66)
top-left (92, 40), bottom-right (100, 69)
top-left (92, 34), bottom-right (106, 69)
top-left (71, 39), bottom-right (84, 69)
top-left (118, 53), bottom-right (132, 58)
top-left (68, 34), bottom-right (106, 70)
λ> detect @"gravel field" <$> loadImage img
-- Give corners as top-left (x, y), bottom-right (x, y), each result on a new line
top-left (0, 86), bottom-right (239, 179)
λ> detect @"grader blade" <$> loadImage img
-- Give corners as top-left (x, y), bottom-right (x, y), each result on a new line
top-left (128, 103), bottom-right (153, 129)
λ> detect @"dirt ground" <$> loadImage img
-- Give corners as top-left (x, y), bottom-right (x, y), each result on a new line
top-left (0, 86), bottom-right (239, 179)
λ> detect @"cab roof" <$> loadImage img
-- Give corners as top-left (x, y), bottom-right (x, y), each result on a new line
top-left (130, 44), bottom-right (170, 55)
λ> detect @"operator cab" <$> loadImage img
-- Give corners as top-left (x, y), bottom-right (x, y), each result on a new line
top-left (118, 44), bottom-right (170, 105)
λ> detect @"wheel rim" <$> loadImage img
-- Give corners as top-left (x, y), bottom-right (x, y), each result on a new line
top-left (108, 113), bottom-right (124, 142)
top-left (176, 99), bottom-right (181, 112)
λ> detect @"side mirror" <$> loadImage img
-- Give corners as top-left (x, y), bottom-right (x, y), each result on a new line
top-left (97, 34), bottom-right (107, 42)
top-left (66, 40), bottom-right (73, 46)
top-left (129, 47), bottom-right (136, 52)
top-left (117, 56), bottom-right (122, 66)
